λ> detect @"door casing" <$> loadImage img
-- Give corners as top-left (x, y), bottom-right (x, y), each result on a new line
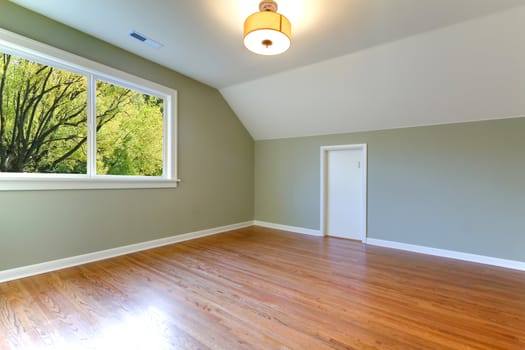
top-left (320, 144), bottom-right (368, 240)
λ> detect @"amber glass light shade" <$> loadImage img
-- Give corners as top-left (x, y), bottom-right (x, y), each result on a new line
top-left (243, 10), bottom-right (291, 55)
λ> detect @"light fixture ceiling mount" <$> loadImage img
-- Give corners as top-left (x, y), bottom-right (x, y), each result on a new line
top-left (259, 0), bottom-right (278, 12)
top-left (243, 0), bottom-right (292, 56)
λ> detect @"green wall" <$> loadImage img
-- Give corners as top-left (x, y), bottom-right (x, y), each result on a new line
top-left (1, 1), bottom-right (523, 271)
top-left (256, 117), bottom-right (525, 262)
top-left (0, 1), bottom-right (254, 270)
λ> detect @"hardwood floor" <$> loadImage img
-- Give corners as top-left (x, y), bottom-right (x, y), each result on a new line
top-left (1, 226), bottom-right (524, 349)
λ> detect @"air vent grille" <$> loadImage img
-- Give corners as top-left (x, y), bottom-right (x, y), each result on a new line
top-left (130, 31), bottom-right (147, 42)
top-left (129, 31), bottom-right (163, 49)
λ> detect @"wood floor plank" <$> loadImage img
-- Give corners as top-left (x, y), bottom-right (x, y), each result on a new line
top-left (0, 226), bottom-right (524, 349)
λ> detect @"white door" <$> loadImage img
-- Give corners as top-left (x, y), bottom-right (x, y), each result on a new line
top-left (322, 146), bottom-right (366, 240)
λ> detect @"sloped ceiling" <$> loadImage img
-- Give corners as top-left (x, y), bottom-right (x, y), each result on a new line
top-left (222, 6), bottom-right (525, 139)
top-left (9, 0), bottom-right (525, 139)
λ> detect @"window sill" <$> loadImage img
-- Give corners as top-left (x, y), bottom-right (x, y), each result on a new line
top-left (0, 176), bottom-right (179, 191)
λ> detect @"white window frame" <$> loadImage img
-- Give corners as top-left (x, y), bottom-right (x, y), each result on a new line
top-left (0, 28), bottom-right (178, 191)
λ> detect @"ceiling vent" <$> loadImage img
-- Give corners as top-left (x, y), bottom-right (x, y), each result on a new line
top-left (129, 31), bottom-right (163, 49)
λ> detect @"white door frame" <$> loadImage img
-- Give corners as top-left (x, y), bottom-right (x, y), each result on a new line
top-left (320, 144), bottom-right (368, 240)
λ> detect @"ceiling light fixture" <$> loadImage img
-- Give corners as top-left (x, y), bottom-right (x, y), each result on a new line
top-left (243, 0), bottom-right (292, 56)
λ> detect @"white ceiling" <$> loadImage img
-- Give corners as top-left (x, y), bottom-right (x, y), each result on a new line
top-left (10, 0), bottom-right (525, 88)
top-left (222, 5), bottom-right (525, 139)
top-left (10, 0), bottom-right (525, 139)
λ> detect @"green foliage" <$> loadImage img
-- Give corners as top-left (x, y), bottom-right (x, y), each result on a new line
top-left (0, 53), bottom-right (164, 176)
top-left (96, 81), bottom-right (163, 176)
top-left (0, 54), bottom-right (87, 173)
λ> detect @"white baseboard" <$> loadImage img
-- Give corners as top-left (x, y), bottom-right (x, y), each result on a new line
top-left (0, 221), bottom-right (253, 283)
top-left (254, 220), bottom-right (323, 236)
top-left (366, 238), bottom-right (525, 272)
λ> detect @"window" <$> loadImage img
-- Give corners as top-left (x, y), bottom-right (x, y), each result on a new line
top-left (0, 29), bottom-right (177, 190)
top-left (95, 80), bottom-right (164, 177)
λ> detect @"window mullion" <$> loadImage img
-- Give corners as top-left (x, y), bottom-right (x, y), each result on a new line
top-left (87, 75), bottom-right (97, 177)
top-left (163, 96), bottom-right (169, 178)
